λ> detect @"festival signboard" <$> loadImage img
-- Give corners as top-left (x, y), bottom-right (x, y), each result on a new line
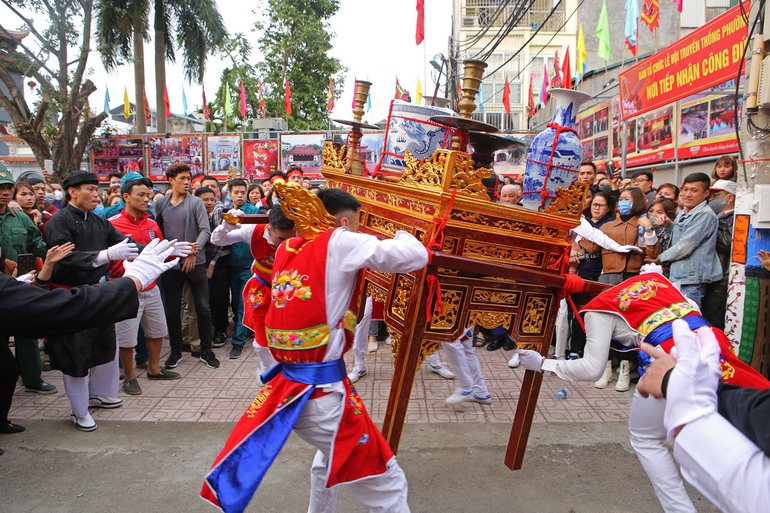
top-left (280, 132), bottom-right (326, 179)
top-left (206, 134), bottom-right (242, 179)
top-left (678, 79), bottom-right (742, 159)
top-left (576, 102), bottom-right (609, 168)
top-left (148, 135), bottom-right (203, 181)
top-left (243, 140), bottom-right (278, 181)
top-left (618, 1), bottom-right (748, 120)
top-left (91, 137), bottom-right (145, 181)
top-left (624, 105), bottom-right (677, 168)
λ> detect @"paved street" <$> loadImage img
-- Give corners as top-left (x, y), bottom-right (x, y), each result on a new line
top-left (4, 343), bottom-right (717, 512)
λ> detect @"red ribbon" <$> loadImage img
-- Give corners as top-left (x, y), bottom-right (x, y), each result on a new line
top-left (425, 189), bottom-right (457, 322)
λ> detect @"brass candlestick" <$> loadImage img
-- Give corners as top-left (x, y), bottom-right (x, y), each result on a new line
top-left (431, 60), bottom-right (497, 152)
top-left (333, 80), bottom-right (378, 176)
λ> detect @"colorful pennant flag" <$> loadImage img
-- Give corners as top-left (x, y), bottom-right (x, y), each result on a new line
top-left (562, 46), bottom-right (572, 90)
top-left (224, 81), bottom-right (232, 117)
top-left (641, 0), bottom-right (660, 32)
top-left (674, 0), bottom-right (682, 13)
top-left (415, 77), bottom-right (423, 105)
top-left (416, 0), bottom-right (425, 45)
top-left (576, 24), bottom-right (587, 84)
top-left (394, 77), bottom-right (411, 102)
top-left (596, 0), bottom-right (611, 62)
top-left (365, 87), bottom-right (372, 113)
top-left (502, 76), bottom-right (511, 115)
top-left (202, 83), bottom-right (210, 120)
top-left (327, 77), bottom-right (335, 114)
top-left (550, 50), bottom-right (562, 89)
top-left (258, 79), bottom-right (266, 118)
top-left (625, 0), bottom-right (639, 57)
top-left (123, 87), bottom-right (130, 119)
top-left (164, 85), bottom-right (171, 119)
top-left (240, 81), bottom-right (247, 118)
top-left (103, 87), bottom-right (110, 115)
top-left (540, 63), bottom-right (549, 107)
top-left (527, 77), bottom-right (536, 117)
top-left (142, 88), bottom-right (152, 125)
top-left (182, 86), bottom-right (188, 116)
top-left (284, 77), bottom-right (292, 116)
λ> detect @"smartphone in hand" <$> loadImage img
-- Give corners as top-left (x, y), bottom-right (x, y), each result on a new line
top-left (17, 253), bottom-right (36, 276)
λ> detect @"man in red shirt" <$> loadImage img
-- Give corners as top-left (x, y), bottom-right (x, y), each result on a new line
top-left (109, 177), bottom-right (191, 394)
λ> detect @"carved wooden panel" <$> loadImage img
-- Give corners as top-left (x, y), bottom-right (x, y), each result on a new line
top-left (366, 213), bottom-right (412, 239)
top-left (390, 274), bottom-right (415, 321)
top-left (521, 294), bottom-right (552, 335)
top-left (365, 281), bottom-right (388, 305)
top-left (468, 310), bottom-right (513, 330)
top-left (429, 288), bottom-right (464, 330)
top-left (471, 288), bottom-right (521, 306)
top-left (463, 240), bottom-right (544, 267)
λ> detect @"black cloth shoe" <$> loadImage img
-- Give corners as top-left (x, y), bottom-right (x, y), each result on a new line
top-left (200, 352), bottom-right (220, 369)
top-left (502, 335), bottom-right (517, 352)
top-left (230, 345), bottom-right (243, 359)
top-left (0, 421), bottom-right (25, 434)
top-left (486, 335), bottom-right (506, 351)
top-left (164, 351), bottom-right (183, 369)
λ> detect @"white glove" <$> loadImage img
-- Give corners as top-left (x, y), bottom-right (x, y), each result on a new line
top-left (122, 238), bottom-right (179, 289)
top-left (574, 218), bottom-right (641, 253)
top-left (107, 238), bottom-right (139, 261)
top-left (518, 349), bottom-right (544, 372)
top-left (663, 320), bottom-right (721, 443)
top-left (170, 240), bottom-right (193, 258)
top-left (15, 272), bottom-right (35, 284)
top-left (221, 208), bottom-right (244, 232)
top-left (640, 263), bottom-right (663, 275)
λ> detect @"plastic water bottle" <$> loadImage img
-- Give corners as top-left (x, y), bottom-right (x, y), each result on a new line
top-left (555, 389), bottom-right (568, 399)
top-left (569, 353), bottom-right (579, 360)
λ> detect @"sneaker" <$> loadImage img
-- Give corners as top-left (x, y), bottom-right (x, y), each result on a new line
top-left (507, 352), bottom-right (521, 368)
top-left (429, 363), bottom-right (455, 380)
top-left (200, 352), bottom-right (220, 369)
top-left (89, 396), bottom-right (123, 409)
top-left (25, 381), bottom-right (57, 394)
top-left (347, 368), bottom-right (367, 383)
top-left (212, 332), bottom-right (228, 348)
top-left (164, 351), bottom-right (183, 369)
top-left (70, 412), bottom-right (96, 432)
top-left (470, 393), bottom-right (493, 405)
top-left (230, 345), bottom-right (243, 359)
top-left (615, 360), bottom-right (631, 392)
top-left (445, 389), bottom-right (473, 405)
top-left (122, 378), bottom-right (142, 395)
top-left (383, 336), bottom-right (392, 346)
top-left (594, 361), bottom-right (614, 389)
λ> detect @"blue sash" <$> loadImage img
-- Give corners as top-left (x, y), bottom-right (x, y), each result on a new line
top-left (643, 314), bottom-right (711, 346)
top-left (260, 358), bottom-right (347, 386)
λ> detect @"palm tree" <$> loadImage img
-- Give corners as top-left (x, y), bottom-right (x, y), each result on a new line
top-left (96, 0), bottom-right (151, 134)
top-left (152, 0), bottom-right (227, 132)
top-left (97, 0), bottom-right (226, 134)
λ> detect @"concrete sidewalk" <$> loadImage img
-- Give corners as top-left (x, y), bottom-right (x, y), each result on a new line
top-left (1, 420), bottom-right (717, 512)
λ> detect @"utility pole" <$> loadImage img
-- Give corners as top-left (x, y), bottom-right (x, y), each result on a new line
top-left (726, 0), bottom-right (770, 377)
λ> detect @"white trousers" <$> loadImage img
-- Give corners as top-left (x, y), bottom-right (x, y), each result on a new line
top-left (352, 297), bottom-right (374, 371)
top-left (553, 298), bottom-right (569, 358)
top-left (441, 328), bottom-right (489, 396)
top-left (62, 340), bottom-right (120, 418)
top-left (628, 389), bottom-right (697, 512)
top-left (251, 342), bottom-right (277, 375)
top-left (293, 392), bottom-right (410, 513)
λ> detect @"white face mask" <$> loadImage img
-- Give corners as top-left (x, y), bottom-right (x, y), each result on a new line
top-left (54, 190), bottom-right (63, 200)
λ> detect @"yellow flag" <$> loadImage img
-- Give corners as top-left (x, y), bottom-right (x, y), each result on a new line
top-left (577, 24), bottom-right (587, 84)
top-left (415, 77), bottom-right (423, 105)
top-left (123, 87), bottom-right (130, 119)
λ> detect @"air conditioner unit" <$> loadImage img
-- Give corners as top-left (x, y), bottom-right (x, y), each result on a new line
top-left (8, 147), bottom-right (15, 154)
top-left (462, 16), bottom-right (476, 27)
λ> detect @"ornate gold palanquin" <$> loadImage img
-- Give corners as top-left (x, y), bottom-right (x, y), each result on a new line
top-left (322, 141), bottom-right (601, 469)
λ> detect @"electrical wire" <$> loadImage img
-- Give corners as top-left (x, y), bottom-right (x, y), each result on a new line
top-left (457, 0), bottom-right (514, 51)
top-left (469, 0), bottom-right (537, 61)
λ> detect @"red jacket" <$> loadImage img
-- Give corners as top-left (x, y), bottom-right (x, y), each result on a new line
top-left (108, 209), bottom-right (163, 288)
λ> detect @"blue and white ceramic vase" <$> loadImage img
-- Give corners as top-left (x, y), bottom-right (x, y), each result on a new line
top-left (521, 89), bottom-right (591, 211)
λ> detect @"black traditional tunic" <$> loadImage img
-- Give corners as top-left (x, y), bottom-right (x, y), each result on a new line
top-left (42, 205), bottom-right (128, 376)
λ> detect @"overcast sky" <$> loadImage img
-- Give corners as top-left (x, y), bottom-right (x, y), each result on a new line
top-left (11, 0), bottom-right (453, 127)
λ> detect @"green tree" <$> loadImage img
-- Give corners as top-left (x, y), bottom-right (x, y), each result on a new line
top-left (0, 0), bottom-right (107, 181)
top-left (210, 33), bottom-right (262, 132)
top-left (256, 0), bottom-right (345, 130)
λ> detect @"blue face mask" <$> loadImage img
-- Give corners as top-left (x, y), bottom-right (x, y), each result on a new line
top-left (618, 200), bottom-right (633, 215)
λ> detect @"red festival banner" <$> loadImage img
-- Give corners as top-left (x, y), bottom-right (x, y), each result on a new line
top-left (619, 1), bottom-right (748, 120)
top-left (243, 140), bottom-right (278, 180)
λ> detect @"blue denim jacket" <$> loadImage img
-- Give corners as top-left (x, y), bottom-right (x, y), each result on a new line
top-left (658, 200), bottom-right (722, 285)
